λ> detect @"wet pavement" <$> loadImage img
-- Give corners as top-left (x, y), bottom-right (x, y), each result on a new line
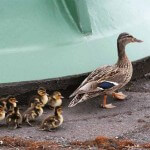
top-left (0, 76), bottom-right (150, 146)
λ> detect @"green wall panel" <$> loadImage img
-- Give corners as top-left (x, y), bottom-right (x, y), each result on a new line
top-left (0, 0), bottom-right (150, 83)
top-left (63, 0), bottom-right (92, 34)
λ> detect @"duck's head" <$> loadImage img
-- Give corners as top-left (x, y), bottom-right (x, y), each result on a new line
top-left (117, 32), bottom-right (143, 46)
top-left (7, 96), bottom-right (18, 106)
top-left (52, 91), bottom-right (64, 100)
top-left (37, 87), bottom-right (47, 96)
top-left (55, 106), bottom-right (63, 115)
top-left (34, 101), bottom-right (43, 109)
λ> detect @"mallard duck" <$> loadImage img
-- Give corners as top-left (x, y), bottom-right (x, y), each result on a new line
top-left (39, 106), bottom-right (63, 131)
top-left (0, 106), bottom-right (6, 122)
top-left (23, 101), bottom-right (43, 126)
top-left (6, 106), bottom-right (22, 129)
top-left (29, 87), bottom-right (48, 107)
top-left (6, 95), bottom-right (18, 110)
top-left (69, 33), bottom-right (143, 108)
top-left (48, 91), bottom-right (64, 109)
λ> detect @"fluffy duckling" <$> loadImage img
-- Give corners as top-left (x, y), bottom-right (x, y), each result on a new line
top-left (23, 101), bottom-right (43, 126)
top-left (29, 87), bottom-right (48, 107)
top-left (0, 97), bottom-right (7, 111)
top-left (6, 96), bottom-right (18, 110)
top-left (6, 106), bottom-right (22, 129)
top-left (40, 106), bottom-right (63, 131)
top-left (48, 91), bottom-right (64, 109)
top-left (0, 106), bottom-right (6, 122)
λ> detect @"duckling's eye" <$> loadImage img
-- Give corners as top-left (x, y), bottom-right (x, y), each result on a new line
top-left (9, 99), bottom-right (13, 102)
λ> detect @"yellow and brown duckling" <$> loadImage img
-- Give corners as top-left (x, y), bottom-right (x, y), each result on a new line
top-left (0, 106), bottom-right (6, 122)
top-left (48, 91), bottom-right (64, 109)
top-left (23, 101), bottom-right (43, 126)
top-left (0, 97), bottom-right (7, 111)
top-left (29, 87), bottom-right (49, 107)
top-left (6, 106), bottom-right (22, 129)
top-left (40, 106), bottom-right (63, 131)
top-left (6, 95), bottom-right (18, 110)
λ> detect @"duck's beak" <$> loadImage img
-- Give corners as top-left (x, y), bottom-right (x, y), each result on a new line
top-left (133, 38), bottom-right (143, 43)
top-left (61, 96), bottom-right (64, 99)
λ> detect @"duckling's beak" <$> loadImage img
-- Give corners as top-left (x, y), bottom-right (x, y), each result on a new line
top-left (15, 100), bottom-right (18, 103)
top-left (61, 96), bottom-right (64, 99)
top-left (133, 38), bottom-right (143, 43)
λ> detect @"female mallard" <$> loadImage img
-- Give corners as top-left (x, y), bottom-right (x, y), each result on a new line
top-left (69, 33), bottom-right (143, 109)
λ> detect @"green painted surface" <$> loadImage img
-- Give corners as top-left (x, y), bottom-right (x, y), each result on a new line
top-left (63, 0), bottom-right (92, 34)
top-left (0, 0), bottom-right (150, 83)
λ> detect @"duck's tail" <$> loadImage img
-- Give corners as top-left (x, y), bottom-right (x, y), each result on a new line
top-left (68, 93), bottom-right (93, 107)
top-left (68, 94), bottom-right (84, 107)
top-left (68, 91), bottom-right (101, 107)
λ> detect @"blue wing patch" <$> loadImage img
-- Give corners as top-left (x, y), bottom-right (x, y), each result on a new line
top-left (98, 81), bottom-right (118, 90)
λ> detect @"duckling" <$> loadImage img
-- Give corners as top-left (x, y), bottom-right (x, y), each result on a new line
top-left (6, 96), bottom-right (18, 110)
top-left (6, 106), bottom-right (22, 129)
top-left (0, 106), bottom-right (6, 122)
top-left (29, 87), bottom-right (48, 107)
top-left (40, 106), bottom-right (63, 131)
top-left (0, 97), bottom-right (7, 111)
top-left (48, 91), bottom-right (64, 109)
top-left (23, 101), bottom-right (43, 126)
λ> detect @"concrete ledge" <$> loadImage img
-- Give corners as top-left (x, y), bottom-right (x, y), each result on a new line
top-left (0, 56), bottom-right (150, 96)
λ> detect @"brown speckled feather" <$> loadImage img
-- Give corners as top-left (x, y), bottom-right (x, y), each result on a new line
top-left (68, 32), bottom-right (142, 107)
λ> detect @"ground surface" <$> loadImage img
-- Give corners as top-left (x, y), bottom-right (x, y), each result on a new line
top-left (0, 75), bottom-right (150, 149)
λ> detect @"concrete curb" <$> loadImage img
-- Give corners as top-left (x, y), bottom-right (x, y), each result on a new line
top-left (0, 56), bottom-right (150, 96)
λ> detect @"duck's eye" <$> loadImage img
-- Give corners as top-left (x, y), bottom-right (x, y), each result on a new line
top-left (13, 99), bottom-right (16, 102)
top-left (10, 98), bottom-right (13, 102)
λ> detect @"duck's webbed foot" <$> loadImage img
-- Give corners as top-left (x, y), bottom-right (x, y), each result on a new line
top-left (17, 124), bottom-right (22, 128)
top-left (38, 127), bottom-right (46, 131)
top-left (112, 92), bottom-right (127, 100)
top-left (101, 95), bottom-right (116, 109)
top-left (26, 119), bottom-right (33, 127)
top-left (48, 128), bottom-right (56, 132)
top-left (101, 103), bottom-right (116, 109)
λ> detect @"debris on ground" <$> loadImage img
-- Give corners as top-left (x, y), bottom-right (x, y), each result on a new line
top-left (1, 136), bottom-right (150, 149)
